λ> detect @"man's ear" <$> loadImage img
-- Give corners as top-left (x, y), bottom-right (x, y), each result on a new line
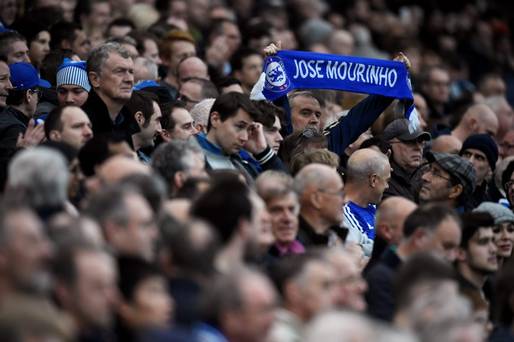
top-left (469, 118), bottom-right (479, 132)
top-left (369, 174), bottom-right (378, 188)
top-left (448, 184), bottom-right (463, 200)
top-left (377, 223), bottom-right (392, 241)
top-left (88, 71), bottom-right (100, 88)
top-left (135, 111), bottom-right (145, 126)
top-left (49, 130), bottom-right (61, 142)
top-left (210, 111), bottom-right (221, 129)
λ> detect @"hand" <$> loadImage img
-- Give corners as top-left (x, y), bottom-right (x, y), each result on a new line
top-left (16, 119), bottom-right (45, 148)
top-left (244, 122), bottom-right (268, 155)
top-left (263, 41), bottom-right (282, 57)
top-left (393, 52), bottom-right (411, 71)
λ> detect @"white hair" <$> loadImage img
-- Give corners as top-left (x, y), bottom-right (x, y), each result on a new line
top-left (7, 147), bottom-right (69, 208)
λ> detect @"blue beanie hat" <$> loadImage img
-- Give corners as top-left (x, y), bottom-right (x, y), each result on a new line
top-left (460, 133), bottom-right (498, 171)
top-left (56, 59), bottom-right (91, 92)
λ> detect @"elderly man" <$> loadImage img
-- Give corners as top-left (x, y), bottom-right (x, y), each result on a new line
top-left (56, 59), bottom-right (91, 107)
top-left (419, 152), bottom-right (476, 211)
top-left (85, 184), bottom-right (158, 261)
top-left (151, 139), bottom-right (207, 198)
top-left (294, 163), bottom-right (347, 248)
top-left (382, 118), bottom-right (431, 201)
top-left (343, 148), bottom-right (391, 256)
top-left (83, 43), bottom-right (137, 143)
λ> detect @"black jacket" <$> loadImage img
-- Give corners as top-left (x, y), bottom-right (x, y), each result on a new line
top-left (383, 160), bottom-right (419, 202)
top-left (0, 106), bottom-right (30, 191)
top-left (297, 215), bottom-right (347, 248)
top-left (365, 247), bottom-right (403, 321)
top-left (82, 90), bottom-right (139, 144)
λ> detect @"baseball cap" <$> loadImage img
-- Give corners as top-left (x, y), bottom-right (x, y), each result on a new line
top-left (9, 62), bottom-right (51, 90)
top-left (382, 118), bottom-right (431, 142)
top-left (426, 151), bottom-right (476, 196)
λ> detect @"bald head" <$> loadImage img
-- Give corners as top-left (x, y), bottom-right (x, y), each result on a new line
top-left (98, 155), bottom-right (151, 185)
top-left (431, 135), bottom-right (462, 154)
top-left (460, 103), bottom-right (499, 138)
top-left (294, 163), bottom-right (341, 197)
top-left (376, 196), bottom-right (417, 244)
top-left (177, 56), bottom-right (209, 83)
top-left (346, 148), bottom-right (390, 183)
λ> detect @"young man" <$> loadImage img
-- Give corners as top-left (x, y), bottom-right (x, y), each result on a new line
top-left (44, 105), bottom-right (93, 150)
top-left (196, 92), bottom-right (284, 179)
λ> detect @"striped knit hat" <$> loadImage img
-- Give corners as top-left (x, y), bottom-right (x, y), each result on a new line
top-left (56, 59), bottom-right (91, 92)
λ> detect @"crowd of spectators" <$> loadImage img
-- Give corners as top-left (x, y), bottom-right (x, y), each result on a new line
top-left (0, 0), bottom-right (514, 341)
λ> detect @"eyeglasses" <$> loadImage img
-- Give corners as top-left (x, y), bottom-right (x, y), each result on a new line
top-left (427, 165), bottom-right (452, 182)
top-left (29, 88), bottom-right (41, 98)
top-left (317, 188), bottom-right (345, 197)
top-left (178, 94), bottom-right (199, 105)
top-left (390, 138), bottom-right (426, 147)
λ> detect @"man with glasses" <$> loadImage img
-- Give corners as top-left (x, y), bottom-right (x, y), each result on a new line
top-left (294, 163), bottom-right (347, 248)
top-left (381, 118), bottom-right (431, 202)
top-left (0, 62), bottom-right (49, 190)
top-left (419, 152), bottom-right (476, 211)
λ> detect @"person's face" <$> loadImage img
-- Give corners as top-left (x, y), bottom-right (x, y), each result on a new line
top-left (236, 278), bottom-right (277, 342)
top-left (263, 116), bottom-right (283, 153)
top-left (506, 173), bottom-right (514, 206)
top-left (425, 217), bottom-right (462, 262)
top-left (140, 101), bottom-right (162, 141)
top-left (2, 210), bottom-right (52, 292)
top-left (89, 2), bottom-right (111, 31)
top-left (210, 108), bottom-right (253, 154)
top-left (179, 81), bottom-right (202, 110)
top-left (419, 163), bottom-right (455, 204)
top-left (300, 261), bottom-right (338, 319)
top-left (58, 106), bottom-right (93, 149)
top-left (0, 0), bottom-right (17, 26)
top-left (57, 85), bottom-right (89, 107)
top-left (267, 192), bottom-right (299, 244)
top-left (500, 131), bottom-right (514, 159)
top-left (463, 228), bottom-right (498, 274)
top-left (461, 148), bottom-right (490, 185)
top-left (143, 39), bottom-right (161, 65)
top-left (493, 222), bottom-right (514, 258)
top-left (425, 68), bottom-right (450, 104)
top-left (73, 252), bottom-right (118, 327)
top-left (168, 107), bottom-right (197, 140)
top-left (371, 164), bottom-right (391, 204)
top-left (29, 31), bottom-right (50, 67)
top-left (168, 41), bottom-right (196, 72)
top-left (317, 172), bottom-right (345, 225)
top-left (128, 276), bottom-right (173, 328)
top-left (222, 22), bottom-right (241, 55)
top-left (60, 0), bottom-right (76, 22)
top-left (239, 54), bottom-right (263, 89)
top-left (330, 254), bottom-right (367, 312)
top-left (390, 138), bottom-right (424, 172)
top-left (71, 29), bottom-right (92, 60)
top-left (251, 194), bottom-right (274, 250)
top-left (92, 52), bottom-right (134, 102)
top-left (0, 61), bottom-right (12, 107)
top-left (290, 95), bottom-right (322, 132)
top-left (124, 194), bottom-right (158, 261)
top-left (7, 40), bottom-right (30, 64)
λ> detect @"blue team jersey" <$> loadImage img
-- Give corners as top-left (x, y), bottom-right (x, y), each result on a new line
top-left (343, 201), bottom-right (376, 240)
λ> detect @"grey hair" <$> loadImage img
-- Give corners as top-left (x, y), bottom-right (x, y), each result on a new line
top-left (134, 57), bottom-right (158, 80)
top-left (7, 147), bottom-right (69, 208)
top-left (151, 139), bottom-right (204, 183)
top-left (84, 184), bottom-right (140, 227)
top-left (190, 98), bottom-right (215, 127)
top-left (293, 164), bottom-right (331, 197)
top-left (87, 42), bottom-right (131, 74)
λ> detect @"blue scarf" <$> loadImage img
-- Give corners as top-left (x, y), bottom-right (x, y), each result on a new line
top-left (262, 50), bottom-right (417, 122)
